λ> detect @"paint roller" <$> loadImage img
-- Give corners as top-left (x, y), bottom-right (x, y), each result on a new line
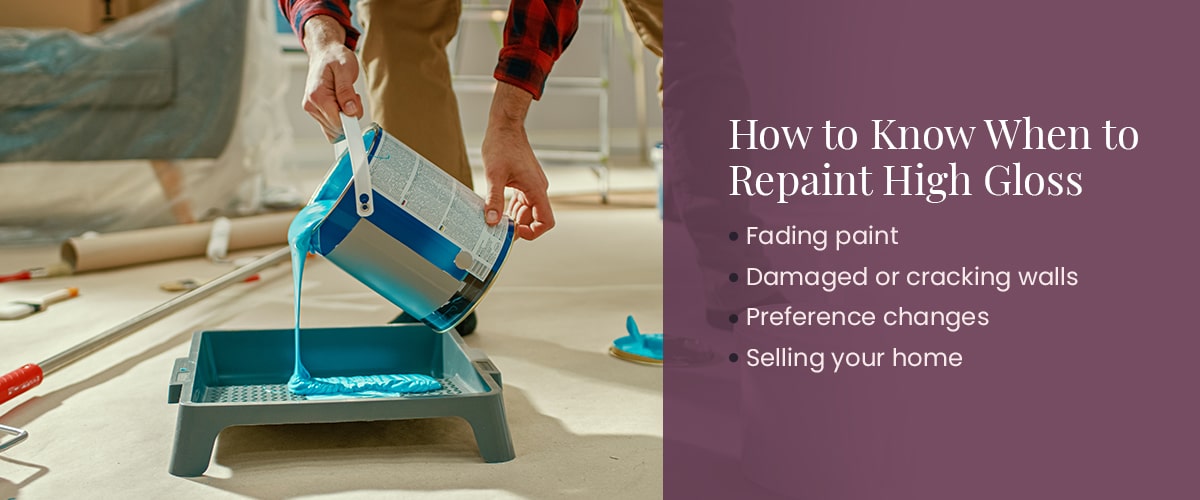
top-left (0, 245), bottom-right (292, 453)
top-left (57, 211), bottom-right (296, 273)
top-left (0, 209), bottom-right (297, 450)
top-left (0, 212), bottom-right (297, 452)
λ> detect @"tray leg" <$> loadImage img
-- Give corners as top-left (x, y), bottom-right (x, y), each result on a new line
top-left (466, 400), bottom-right (515, 463)
top-left (168, 409), bottom-right (223, 477)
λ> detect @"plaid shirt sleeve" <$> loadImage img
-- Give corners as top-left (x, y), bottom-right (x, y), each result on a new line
top-left (495, 0), bottom-right (583, 100)
top-left (278, 0), bottom-right (360, 50)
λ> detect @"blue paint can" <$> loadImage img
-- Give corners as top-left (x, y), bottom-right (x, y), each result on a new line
top-left (306, 120), bottom-right (514, 333)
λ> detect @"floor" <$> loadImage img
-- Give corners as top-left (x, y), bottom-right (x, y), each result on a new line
top-left (0, 166), bottom-right (663, 499)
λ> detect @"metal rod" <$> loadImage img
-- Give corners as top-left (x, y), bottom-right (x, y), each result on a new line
top-left (0, 423), bottom-right (28, 452)
top-left (38, 246), bottom-right (291, 375)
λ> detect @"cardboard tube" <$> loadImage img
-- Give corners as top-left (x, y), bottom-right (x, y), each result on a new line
top-left (61, 211), bottom-right (296, 273)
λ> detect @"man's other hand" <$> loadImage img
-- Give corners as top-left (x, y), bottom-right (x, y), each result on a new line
top-left (482, 82), bottom-right (555, 240)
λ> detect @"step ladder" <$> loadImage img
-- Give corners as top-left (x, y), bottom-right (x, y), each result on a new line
top-left (452, 1), bottom-right (614, 203)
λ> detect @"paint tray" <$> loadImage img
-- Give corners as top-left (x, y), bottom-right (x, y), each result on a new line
top-left (166, 324), bottom-right (513, 477)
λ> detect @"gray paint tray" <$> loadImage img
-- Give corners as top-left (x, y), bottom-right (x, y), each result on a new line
top-left (166, 324), bottom-right (513, 477)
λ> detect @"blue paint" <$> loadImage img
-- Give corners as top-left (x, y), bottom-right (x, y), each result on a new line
top-left (613, 316), bottom-right (664, 361)
top-left (286, 200), bottom-right (441, 397)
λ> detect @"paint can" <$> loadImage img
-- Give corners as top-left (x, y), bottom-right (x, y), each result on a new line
top-left (305, 121), bottom-right (514, 333)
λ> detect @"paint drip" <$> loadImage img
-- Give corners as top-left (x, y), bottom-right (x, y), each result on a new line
top-left (287, 200), bottom-right (441, 397)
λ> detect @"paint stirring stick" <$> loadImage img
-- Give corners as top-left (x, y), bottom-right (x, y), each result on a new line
top-left (0, 288), bottom-right (80, 321)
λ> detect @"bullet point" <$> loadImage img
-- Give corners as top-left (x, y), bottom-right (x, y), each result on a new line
top-left (728, 313), bottom-right (738, 324)
top-left (728, 272), bottom-right (738, 282)
top-left (729, 231), bottom-right (738, 241)
top-left (728, 353), bottom-right (738, 363)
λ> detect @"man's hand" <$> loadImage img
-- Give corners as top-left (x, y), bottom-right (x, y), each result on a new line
top-left (482, 82), bottom-right (555, 240)
top-left (301, 15), bottom-right (363, 141)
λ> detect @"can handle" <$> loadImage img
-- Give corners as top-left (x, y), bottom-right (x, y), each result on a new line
top-left (340, 113), bottom-right (374, 217)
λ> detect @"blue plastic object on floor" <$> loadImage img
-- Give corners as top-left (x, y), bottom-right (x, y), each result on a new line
top-left (610, 316), bottom-right (663, 365)
top-left (165, 324), bottom-right (514, 476)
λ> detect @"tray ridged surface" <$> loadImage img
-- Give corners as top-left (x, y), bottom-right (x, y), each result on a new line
top-left (202, 378), bottom-right (467, 404)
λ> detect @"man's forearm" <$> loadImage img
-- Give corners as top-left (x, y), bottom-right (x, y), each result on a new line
top-left (302, 15), bottom-right (346, 54)
top-left (279, 0), bottom-right (359, 50)
top-left (480, 80), bottom-right (554, 239)
top-left (488, 82), bottom-right (534, 130)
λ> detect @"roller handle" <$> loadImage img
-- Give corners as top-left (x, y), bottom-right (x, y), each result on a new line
top-left (0, 363), bottom-right (44, 405)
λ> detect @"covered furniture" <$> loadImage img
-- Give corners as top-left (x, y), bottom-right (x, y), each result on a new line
top-left (0, 0), bottom-right (249, 223)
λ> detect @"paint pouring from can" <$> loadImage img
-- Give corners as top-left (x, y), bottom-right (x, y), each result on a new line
top-left (288, 202), bottom-right (441, 397)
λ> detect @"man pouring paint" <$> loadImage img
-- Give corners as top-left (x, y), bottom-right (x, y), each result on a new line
top-left (278, 0), bottom-right (576, 239)
top-left (278, 0), bottom-right (582, 334)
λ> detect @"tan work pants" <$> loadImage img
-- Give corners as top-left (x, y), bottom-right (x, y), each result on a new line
top-left (620, 0), bottom-right (663, 105)
top-left (358, 0), bottom-right (473, 187)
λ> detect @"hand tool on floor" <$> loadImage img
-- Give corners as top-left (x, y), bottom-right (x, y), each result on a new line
top-left (0, 287), bottom-right (80, 321)
top-left (0, 263), bottom-right (73, 283)
top-left (158, 222), bottom-right (266, 292)
top-left (0, 246), bottom-right (290, 453)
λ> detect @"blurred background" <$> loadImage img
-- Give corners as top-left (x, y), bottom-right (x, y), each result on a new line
top-left (0, 0), bottom-right (663, 243)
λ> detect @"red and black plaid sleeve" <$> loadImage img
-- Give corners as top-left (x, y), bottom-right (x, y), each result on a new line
top-left (494, 0), bottom-right (583, 100)
top-left (278, 0), bottom-right (360, 50)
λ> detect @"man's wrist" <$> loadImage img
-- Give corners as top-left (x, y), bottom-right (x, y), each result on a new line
top-left (302, 15), bottom-right (346, 54)
top-left (488, 81), bottom-right (534, 129)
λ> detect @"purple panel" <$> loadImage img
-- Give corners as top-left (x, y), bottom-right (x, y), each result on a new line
top-left (664, 1), bottom-right (1200, 498)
